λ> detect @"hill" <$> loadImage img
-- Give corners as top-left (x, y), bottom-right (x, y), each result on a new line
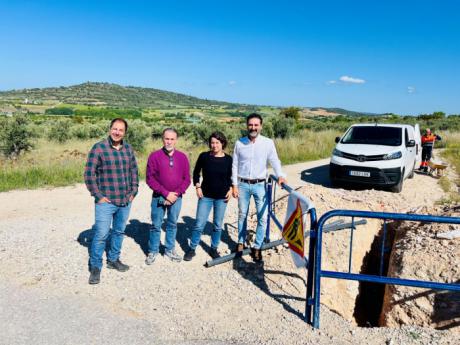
top-left (0, 82), bottom-right (379, 117)
top-left (0, 82), bottom-right (240, 108)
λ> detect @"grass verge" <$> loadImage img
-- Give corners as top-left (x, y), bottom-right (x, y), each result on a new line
top-left (0, 129), bottom-right (352, 192)
top-left (438, 131), bottom-right (460, 204)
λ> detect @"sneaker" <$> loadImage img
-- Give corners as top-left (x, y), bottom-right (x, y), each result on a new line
top-left (107, 259), bottom-right (129, 272)
top-left (183, 249), bottom-right (196, 261)
top-left (88, 267), bottom-right (101, 285)
top-left (145, 252), bottom-right (158, 265)
top-left (209, 248), bottom-right (220, 259)
top-left (251, 248), bottom-right (263, 262)
top-left (165, 249), bottom-right (182, 262)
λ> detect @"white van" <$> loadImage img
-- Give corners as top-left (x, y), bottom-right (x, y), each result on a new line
top-left (329, 123), bottom-right (421, 193)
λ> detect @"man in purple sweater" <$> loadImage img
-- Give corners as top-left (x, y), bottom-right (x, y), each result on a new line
top-left (145, 128), bottom-right (191, 264)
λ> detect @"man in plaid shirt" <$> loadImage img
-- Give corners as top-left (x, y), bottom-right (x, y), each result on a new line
top-left (84, 118), bottom-right (139, 284)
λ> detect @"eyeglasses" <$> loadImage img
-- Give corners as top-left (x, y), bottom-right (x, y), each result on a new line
top-left (169, 156), bottom-right (174, 167)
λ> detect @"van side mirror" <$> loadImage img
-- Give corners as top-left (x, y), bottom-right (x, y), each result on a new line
top-left (335, 137), bottom-right (340, 143)
top-left (407, 139), bottom-right (415, 147)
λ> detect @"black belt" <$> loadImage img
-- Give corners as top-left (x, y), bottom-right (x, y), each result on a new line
top-left (239, 178), bottom-right (266, 184)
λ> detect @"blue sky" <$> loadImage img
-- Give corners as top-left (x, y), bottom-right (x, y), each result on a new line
top-left (1, 0), bottom-right (459, 114)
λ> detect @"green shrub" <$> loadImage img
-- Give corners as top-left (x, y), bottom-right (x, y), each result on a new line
top-left (48, 119), bottom-right (72, 143)
top-left (261, 121), bottom-right (274, 138)
top-left (71, 123), bottom-right (106, 140)
top-left (185, 120), bottom-right (220, 145)
top-left (280, 106), bottom-right (301, 120)
top-left (125, 119), bottom-right (150, 152)
top-left (0, 115), bottom-right (34, 158)
top-left (151, 124), bottom-right (164, 140)
top-left (269, 117), bottom-right (296, 138)
top-left (184, 120), bottom-right (241, 148)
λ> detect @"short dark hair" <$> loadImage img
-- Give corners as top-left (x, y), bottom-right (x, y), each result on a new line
top-left (208, 131), bottom-right (228, 150)
top-left (162, 127), bottom-right (178, 138)
top-left (246, 113), bottom-right (263, 125)
top-left (110, 118), bottom-right (128, 131)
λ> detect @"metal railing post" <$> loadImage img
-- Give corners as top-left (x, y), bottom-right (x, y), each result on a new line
top-left (265, 180), bottom-right (272, 243)
top-left (305, 208), bottom-right (317, 324)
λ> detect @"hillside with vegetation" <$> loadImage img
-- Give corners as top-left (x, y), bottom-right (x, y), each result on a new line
top-left (0, 82), bottom-right (239, 108)
top-left (0, 82), bottom-right (382, 118)
top-left (0, 82), bottom-right (459, 195)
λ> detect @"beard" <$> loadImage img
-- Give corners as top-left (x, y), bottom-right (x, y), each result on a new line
top-left (248, 130), bottom-right (259, 138)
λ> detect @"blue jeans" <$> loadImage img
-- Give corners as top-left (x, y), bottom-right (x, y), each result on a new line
top-left (237, 181), bottom-right (268, 249)
top-left (190, 197), bottom-right (228, 250)
top-left (148, 196), bottom-right (182, 253)
top-left (89, 202), bottom-right (132, 269)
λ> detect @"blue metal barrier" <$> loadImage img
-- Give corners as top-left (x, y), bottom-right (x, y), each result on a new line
top-left (205, 176), bottom-right (316, 269)
top-left (311, 209), bottom-right (460, 329)
top-left (267, 175), bottom-right (318, 323)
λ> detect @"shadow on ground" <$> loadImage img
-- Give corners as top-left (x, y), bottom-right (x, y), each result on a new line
top-left (77, 215), bottom-right (238, 260)
top-left (300, 164), bottom-right (332, 187)
top-left (181, 216), bottom-right (238, 257)
top-left (232, 257), bottom-right (306, 320)
top-left (303, 163), bottom-right (397, 193)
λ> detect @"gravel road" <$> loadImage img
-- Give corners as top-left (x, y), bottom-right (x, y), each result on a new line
top-left (1, 158), bottom-right (458, 345)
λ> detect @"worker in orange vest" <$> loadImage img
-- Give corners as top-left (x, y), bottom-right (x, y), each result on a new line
top-left (419, 128), bottom-right (441, 172)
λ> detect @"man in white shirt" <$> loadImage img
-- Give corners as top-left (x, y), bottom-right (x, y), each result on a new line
top-left (232, 113), bottom-right (287, 262)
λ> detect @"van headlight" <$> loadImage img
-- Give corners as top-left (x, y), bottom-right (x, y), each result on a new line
top-left (332, 148), bottom-right (344, 157)
top-left (383, 151), bottom-right (402, 160)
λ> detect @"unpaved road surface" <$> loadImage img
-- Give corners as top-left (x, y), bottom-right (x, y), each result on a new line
top-left (1, 159), bottom-right (458, 345)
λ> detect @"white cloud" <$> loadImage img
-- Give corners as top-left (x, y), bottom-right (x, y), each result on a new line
top-left (228, 80), bottom-right (237, 86)
top-left (326, 80), bottom-right (337, 85)
top-left (407, 86), bottom-right (416, 94)
top-left (339, 75), bottom-right (366, 84)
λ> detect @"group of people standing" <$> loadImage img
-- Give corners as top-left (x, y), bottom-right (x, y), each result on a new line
top-left (84, 113), bottom-right (286, 284)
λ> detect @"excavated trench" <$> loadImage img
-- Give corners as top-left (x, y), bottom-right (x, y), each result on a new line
top-left (318, 217), bottom-right (395, 325)
top-left (352, 221), bottom-right (398, 327)
top-left (326, 213), bottom-right (459, 332)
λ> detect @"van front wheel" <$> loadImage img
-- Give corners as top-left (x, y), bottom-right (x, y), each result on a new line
top-left (391, 170), bottom-right (404, 193)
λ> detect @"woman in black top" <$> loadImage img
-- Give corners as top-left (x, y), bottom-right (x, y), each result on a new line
top-left (184, 132), bottom-right (232, 261)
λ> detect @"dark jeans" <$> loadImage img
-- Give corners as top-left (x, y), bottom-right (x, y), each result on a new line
top-left (422, 146), bottom-right (433, 162)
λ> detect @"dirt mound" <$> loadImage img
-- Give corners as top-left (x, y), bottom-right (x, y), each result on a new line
top-left (380, 204), bottom-right (460, 332)
top-left (262, 178), bottom-right (446, 323)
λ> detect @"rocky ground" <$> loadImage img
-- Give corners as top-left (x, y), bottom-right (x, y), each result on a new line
top-left (1, 158), bottom-right (459, 344)
top-left (381, 204), bottom-right (460, 332)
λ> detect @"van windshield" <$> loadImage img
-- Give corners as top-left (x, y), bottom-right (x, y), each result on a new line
top-left (341, 126), bottom-right (402, 146)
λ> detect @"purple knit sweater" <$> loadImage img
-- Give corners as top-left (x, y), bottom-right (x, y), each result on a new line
top-left (146, 148), bottom-right (191, 198)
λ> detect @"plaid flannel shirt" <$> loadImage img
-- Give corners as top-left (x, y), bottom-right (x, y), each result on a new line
top-left (84, 137), bottom-right (139, 206)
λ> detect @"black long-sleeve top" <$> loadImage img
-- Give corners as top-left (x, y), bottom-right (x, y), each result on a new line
top-left (193, 151), bottom-right (233, 199)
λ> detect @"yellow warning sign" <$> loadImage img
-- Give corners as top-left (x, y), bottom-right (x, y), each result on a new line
top-left (282, 199), bottom-right (304, 257)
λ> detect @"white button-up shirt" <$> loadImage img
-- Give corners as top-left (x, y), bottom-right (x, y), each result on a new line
top-left (232, 134), bottom-right (286, 185)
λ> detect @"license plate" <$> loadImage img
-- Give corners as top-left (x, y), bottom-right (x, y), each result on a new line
top-left (349, 170), bottom-right (371, 177)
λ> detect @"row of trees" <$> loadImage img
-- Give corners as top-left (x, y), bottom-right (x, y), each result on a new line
top-left (2, 109), bottom-right (459, 159)
top-left (0, 113), bottom-right (300, 159)
top-left (45, 107), bottom-right (142, 118)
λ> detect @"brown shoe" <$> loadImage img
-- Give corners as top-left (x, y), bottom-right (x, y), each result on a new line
top-left (236, 243), bottom-right (244, 253)
top-left (251, 248), bottom-right (262, 262)
top-left (234, 243), bottom-right (244, 258)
